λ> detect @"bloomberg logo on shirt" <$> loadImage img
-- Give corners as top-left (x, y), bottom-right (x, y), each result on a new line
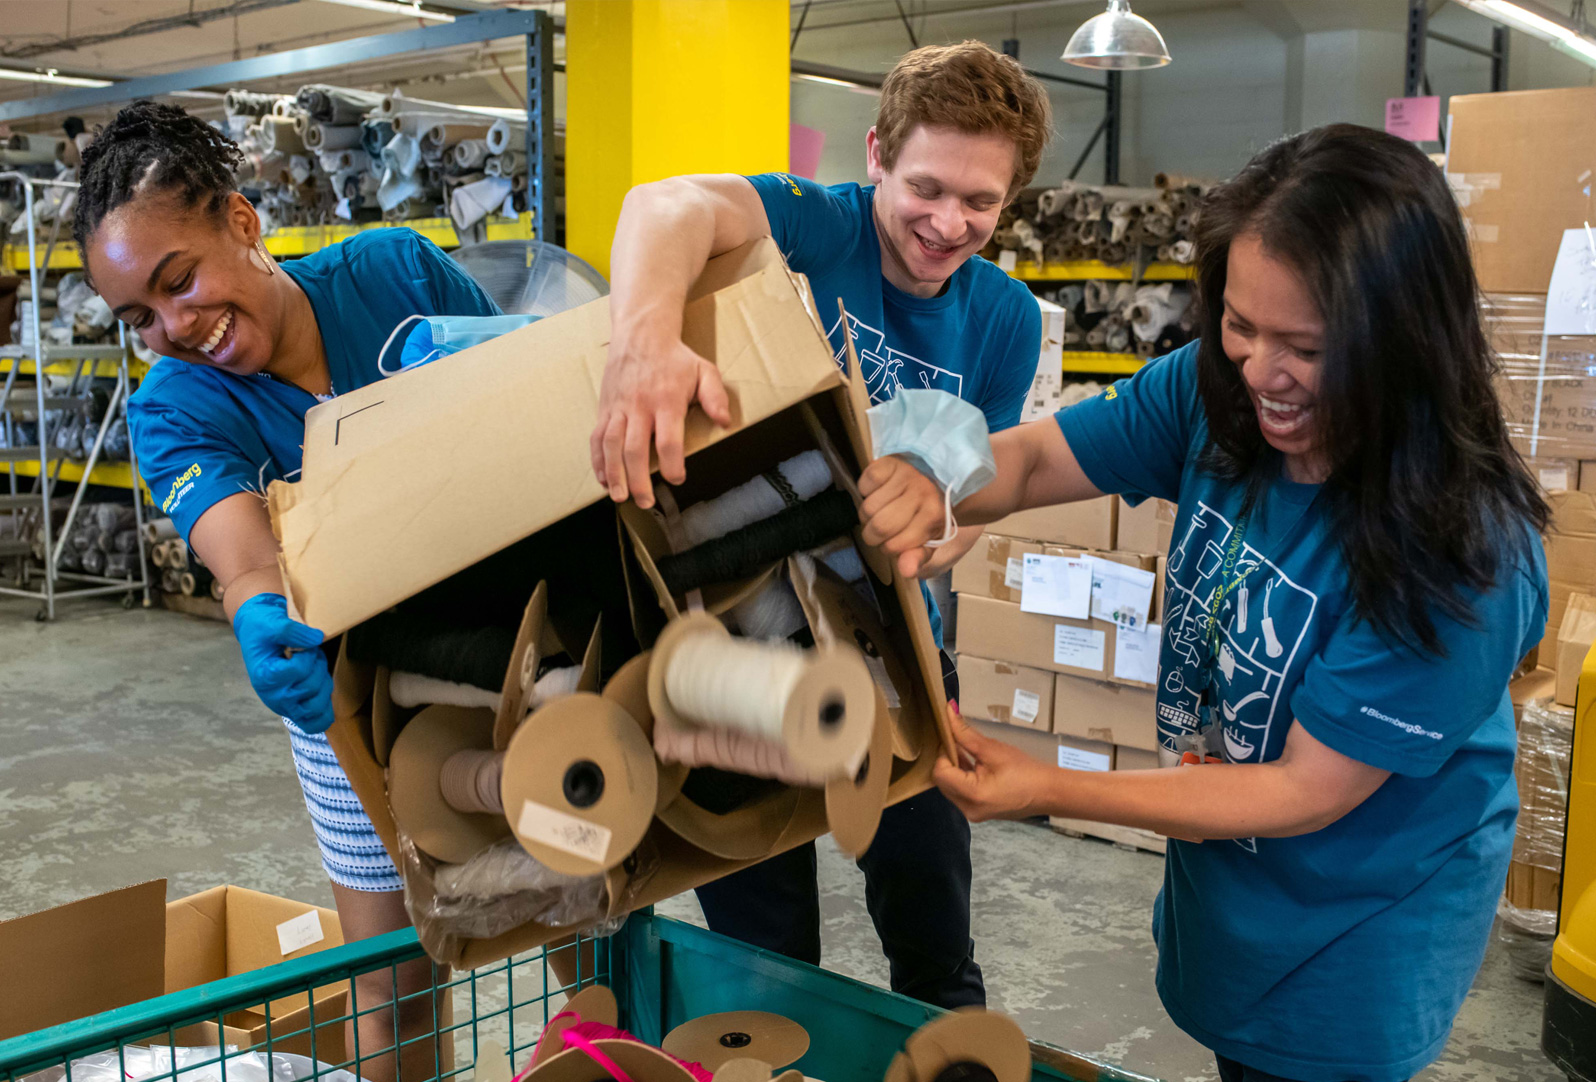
top-left (1360, 704), bottom-right (1443, 741)
top-left (163, 463), bottom-right (202, 514)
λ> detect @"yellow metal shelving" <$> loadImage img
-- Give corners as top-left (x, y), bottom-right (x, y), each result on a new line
top-left (1010, 260), bottom-right (1196, 282)
top-left (0, 346), bottom-right (142, 380)
top-left (3, 213), bottom-right (536, 273)
top-left (1061, 351), bottom-right (1145, 376)
top-left (5, 456), bottom-right (142, 491)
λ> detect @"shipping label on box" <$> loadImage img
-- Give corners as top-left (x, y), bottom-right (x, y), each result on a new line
top-left (1056, 735), bottom-right (1114, 772)
top-left (1052, 671), bottom-right (1160, 751)
top-left (955, 655), bottom-right (1055, 731)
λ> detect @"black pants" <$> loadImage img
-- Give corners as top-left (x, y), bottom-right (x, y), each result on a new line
top-left (693, 651), bottom-right (984, 1009)
top-left (1215, 1055), bottom-right (1407, 1082)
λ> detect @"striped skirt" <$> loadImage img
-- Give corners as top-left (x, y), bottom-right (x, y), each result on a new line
top-left (283, 719), bottom-right (404, 892)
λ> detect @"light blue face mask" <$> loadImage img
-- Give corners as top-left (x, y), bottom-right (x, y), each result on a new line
top-left (866, 389), bottom-right (996, 546)
top-left (377, 313), bottom-right (541, 377)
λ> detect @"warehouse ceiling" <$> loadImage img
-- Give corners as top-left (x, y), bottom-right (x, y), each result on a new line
top-left (0, 0), bottom-right (1458, 135)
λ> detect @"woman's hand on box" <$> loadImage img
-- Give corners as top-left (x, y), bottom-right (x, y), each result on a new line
top-left (234, 593), bottom-right (334, 734)
top-left (933, 705), bottom-right (1055, 822)
top-left (859, 455), bottom-right (948, 577)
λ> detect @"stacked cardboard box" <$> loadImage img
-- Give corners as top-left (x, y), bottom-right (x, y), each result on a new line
top-left (952, 498), bottom-right (1170, 853)
top-left (1019, 297), bottom-right (1068, 424)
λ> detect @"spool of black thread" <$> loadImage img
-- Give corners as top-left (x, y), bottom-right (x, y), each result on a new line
top-left (935, 1064), bottom-right (999, 1082)
top-left (656, 488), bottom-right (858, 596)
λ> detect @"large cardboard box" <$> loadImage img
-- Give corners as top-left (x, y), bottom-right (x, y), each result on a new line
top-left (273, 238), bottom-right (953, 969)
top-left (0, 882), bottom-right (345, 1051)
top-left (987, 497), bottom-right (1116, 550)
top-left (956, 654), bottom-right (1055, 731)
top-left (1511, 668), bottom-right (1557, 729)
top-left (1508, 697), bottom-right (1575, 913)
top-left (1555, 593), bottom-right (1596, 707)
top-left (971, 717), bottom-right (1113, 771)
top-left (956, 593), bottom-right (1113, 681)
top-left (1447, 88), bottom-right (1596, 293)
top-left (1051, 671), bottom-right (1159, 752)
top-left (1544, 491), bottom-right (1596, 646)
top-left (1114, 496), bottom-right (1175, 555)
top-left (1115, 745), bottom-right (1160, 771)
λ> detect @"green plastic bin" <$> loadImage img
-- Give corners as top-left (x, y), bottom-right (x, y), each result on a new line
top-left (0, 912), bottom-right (1156, 1082)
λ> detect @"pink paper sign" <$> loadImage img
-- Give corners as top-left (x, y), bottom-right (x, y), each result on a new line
top-left (1385, 96), bottom-right (1441, 142)
top-left (789, 123), bottom-right (826, 180)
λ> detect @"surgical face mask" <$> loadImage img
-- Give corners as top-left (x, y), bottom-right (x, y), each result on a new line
top-left (377, 313), bottom-right (540, 377)
top-left (866, 389), bottom-right (996, 546)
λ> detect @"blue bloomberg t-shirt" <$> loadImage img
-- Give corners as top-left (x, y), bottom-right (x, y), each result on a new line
top-left (748, 173), bottom-right (1042, 642)
top-left (128, 228), bottom-right (499, 542)
top-left (1057, 344), bottom-right (1546, 1081)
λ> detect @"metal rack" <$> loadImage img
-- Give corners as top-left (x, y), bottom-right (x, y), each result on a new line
top-left (0, 173), bottom-right (150, 620)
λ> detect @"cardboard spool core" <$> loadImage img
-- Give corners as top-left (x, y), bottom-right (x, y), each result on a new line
top-left (530, 984), bottom-right (619, 1067)
top-left (824, 683), bottom-right (893, 859)
top-left (522, 1040), bottom-right (698, 1082)
top-left (662, 1011), bottom-right (810, 1072)
top-left (602, 651), bottom-right (688, 814)
top-left (898, 1011), bottom-right (1030, 1082)
top-left (495, 581), bottom-right (549, 752)
top-left (386, 705), bottom-right (511, 865)
top-left (500, 693), bottom-right (657, 877)
top-left (648, 612), bottom-right (875, 777)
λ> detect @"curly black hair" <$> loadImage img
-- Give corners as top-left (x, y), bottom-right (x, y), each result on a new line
top-left (72, 100), bottom-right (244, 253)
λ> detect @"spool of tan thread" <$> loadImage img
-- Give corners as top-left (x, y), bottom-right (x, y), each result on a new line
top-left (648, 612), bottom-right (874, 778)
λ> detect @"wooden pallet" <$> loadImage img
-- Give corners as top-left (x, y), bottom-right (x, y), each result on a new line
top-left (1049, 816), bottom-right (1167, 855)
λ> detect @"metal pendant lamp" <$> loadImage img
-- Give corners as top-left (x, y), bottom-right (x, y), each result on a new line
top-left (1062, 0), bottom-right (1172, 70)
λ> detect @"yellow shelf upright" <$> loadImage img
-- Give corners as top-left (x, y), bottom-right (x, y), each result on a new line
top-left (565, 0), bottom-right (789, 278)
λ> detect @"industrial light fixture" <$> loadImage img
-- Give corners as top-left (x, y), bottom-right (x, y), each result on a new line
top-left (1062, 0), bottom-right (1171, 70)
top-left (314, 0), bottom-right (456, 24)
top-left (1452, 0), bottom-right (1596, 66)
top-left (0, 67), bottom-right (113, 88)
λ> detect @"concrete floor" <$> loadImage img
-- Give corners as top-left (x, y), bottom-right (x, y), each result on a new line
top-left (0, 598), bottom-right (1563, 1082)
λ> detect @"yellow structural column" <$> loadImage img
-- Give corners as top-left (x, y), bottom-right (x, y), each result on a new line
top-left (565, 0), bottom-right (790, 278)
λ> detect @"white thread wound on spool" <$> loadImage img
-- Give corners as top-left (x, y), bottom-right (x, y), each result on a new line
top-left (664, 634), bottom-right (807, 741)
top-left (727, 579), bottom-right (808, 641)
top-left (676, 450), bottom-right (832, 550)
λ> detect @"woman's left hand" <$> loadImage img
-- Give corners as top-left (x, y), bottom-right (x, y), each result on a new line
top-left (933, 704), bottom-right (1056, 822)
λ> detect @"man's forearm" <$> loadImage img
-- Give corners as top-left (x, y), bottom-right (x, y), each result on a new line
top-left (609, 181), bottom-right (720, 347)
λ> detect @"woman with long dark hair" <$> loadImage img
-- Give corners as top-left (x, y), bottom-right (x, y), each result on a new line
top-left (861, 124), bottom-right (1549, 1081)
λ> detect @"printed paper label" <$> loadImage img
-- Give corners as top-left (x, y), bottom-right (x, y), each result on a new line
top-left (1540, 468), bottom-right (1570, 492)
top-left (1087, 557), bottom-right (1157, 630)
top-left (276, 910), bottom-right (324, 956)
top-left (997, 249), bottom-right (1018, 272)
top-left (1022, 554), bottom-right (1092, 619)
top-left (517, 800), bottom-right (613, 865)
top-left (1113, 622), bottom-right (1162, 685)
top-left (1546, 227), bottom-right (1596, 335)
top-left (1057, 744), bottom-right (1112, 772)
top-left (1004, 557), bottom-right (1024, 590)
top-left (1053, 625), bottom-right (1106, 671)
top-left (1011, 688), bottom-right (1041, 724)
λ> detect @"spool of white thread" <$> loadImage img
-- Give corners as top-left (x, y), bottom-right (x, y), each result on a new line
top-left (650, 613), bottom-right (874, 776)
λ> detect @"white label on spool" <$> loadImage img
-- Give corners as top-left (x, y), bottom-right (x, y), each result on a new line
top-left (517, 800), bottom-right (612, 864)
top-left (1011, 688), bottom-right (1041, 724)
top-left (276, 910), bottom-right (324, 956)
top-left (864, 654), bottom-right (902, 709)
top-left (1004, 558), bottom-right (1024, 590)
top-left (1053, 625), bottom-right (1105, 670)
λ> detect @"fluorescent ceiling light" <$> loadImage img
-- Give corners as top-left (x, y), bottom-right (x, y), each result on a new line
top-left (1452, 0), bottom-right (1596, 68)
top-left (791, 73), bottom-right (880, 96)
top-left (314, 0), bottom-right (456, 23)
top-left (0, 67), bottom-right (113, 88)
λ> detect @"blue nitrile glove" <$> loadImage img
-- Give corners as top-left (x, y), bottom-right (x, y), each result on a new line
top-left (234, 593), bottom-right (334, 735)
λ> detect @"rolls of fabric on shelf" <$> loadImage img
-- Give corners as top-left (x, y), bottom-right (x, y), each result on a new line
top-left (985, 177), bottom-right (1211, 267)
top-left (220, 83), bottom-right (533, 230)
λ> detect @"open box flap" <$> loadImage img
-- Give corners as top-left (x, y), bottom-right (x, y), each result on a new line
top-left (271, 237), bottom-right (842, 637)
